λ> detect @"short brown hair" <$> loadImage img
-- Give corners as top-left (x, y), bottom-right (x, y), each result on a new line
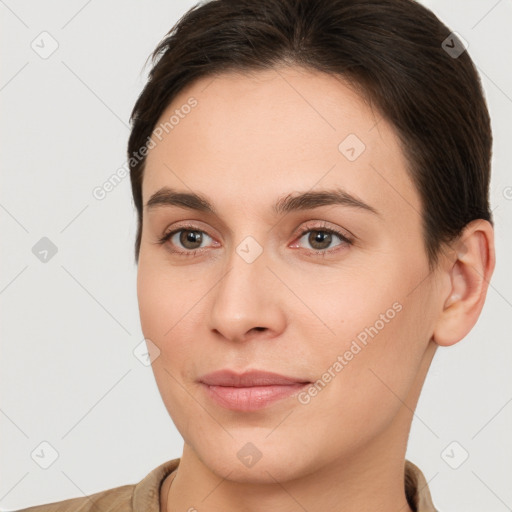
top-left (127, 0), bottom-right (493, 269)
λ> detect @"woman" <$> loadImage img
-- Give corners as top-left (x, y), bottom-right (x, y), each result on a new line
top-left (19, 0), bottom-right (495, 510)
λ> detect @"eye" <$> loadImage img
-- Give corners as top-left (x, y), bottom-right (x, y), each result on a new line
top-left (292, 222), bottom-right (353, 255)
top-left (171, 229), bottom-right (212, 250)
top-left (156, 224), bottom-right (217, 256)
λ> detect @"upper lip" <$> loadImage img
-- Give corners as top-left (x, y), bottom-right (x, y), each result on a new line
top-left (199, 369), bottom-right (310, 387)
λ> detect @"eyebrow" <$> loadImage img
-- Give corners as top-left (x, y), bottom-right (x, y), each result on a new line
top-left (145, 186), bottom-right (380, 216)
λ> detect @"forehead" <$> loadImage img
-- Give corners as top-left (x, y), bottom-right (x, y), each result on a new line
top-left (142, 66), bottom-right (420, 223)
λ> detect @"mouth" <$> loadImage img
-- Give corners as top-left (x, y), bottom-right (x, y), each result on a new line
top-left (198, 369), bottom-right (311, 411)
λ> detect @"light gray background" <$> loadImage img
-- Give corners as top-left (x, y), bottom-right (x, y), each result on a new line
top-left (1, 0), bottom-right (511, 510)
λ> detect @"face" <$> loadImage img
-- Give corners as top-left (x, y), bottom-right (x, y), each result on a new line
top-left (137, 66), bottom-right (441, 483)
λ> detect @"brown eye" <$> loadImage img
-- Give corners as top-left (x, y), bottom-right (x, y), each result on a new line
top-left (307, 230), bottom-right (333, 250)
top-left (179, 230), bottom-right (204, 249)
top-left (158, 226), bottom-right (215, 255)
top-left (296, 227), bottom-right (351, 253)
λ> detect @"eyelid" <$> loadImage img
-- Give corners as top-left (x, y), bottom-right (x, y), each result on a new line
top-left (157, 220), bottom-right (217, 242)
top-left (292, 219), bottom-right (355, 241)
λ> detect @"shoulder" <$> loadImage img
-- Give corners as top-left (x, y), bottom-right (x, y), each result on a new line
top-left (15, 458), bottom-right (180, 512)
top-left (405, 459), bottom-right (438, 512)
top-left (15, 483), bottom-right (135, 512)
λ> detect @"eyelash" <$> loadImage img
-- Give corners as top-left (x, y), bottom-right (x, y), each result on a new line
top-left (156, 221), bottom-right (353, 257)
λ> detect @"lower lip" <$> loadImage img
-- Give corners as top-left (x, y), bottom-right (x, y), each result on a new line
top-left (201, 382), bottom-right (310, 411)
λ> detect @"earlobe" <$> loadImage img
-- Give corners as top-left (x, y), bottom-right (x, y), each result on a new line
top-left (432, 219), bottom-right (495, 347)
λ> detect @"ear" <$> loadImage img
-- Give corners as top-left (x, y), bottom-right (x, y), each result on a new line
top-left (432, 219), bottom-right (496, 347)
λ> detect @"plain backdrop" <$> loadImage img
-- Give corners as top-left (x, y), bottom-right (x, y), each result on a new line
top-left (1, 0), bottom-right (511, 510)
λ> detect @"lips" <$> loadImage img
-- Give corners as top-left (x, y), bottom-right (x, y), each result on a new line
top-left (198, 369), bottom-right (311, 411)
top-left (199, 369), bottom-right (310, 387)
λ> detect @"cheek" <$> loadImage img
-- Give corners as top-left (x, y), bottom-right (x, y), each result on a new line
top-left (136, 258), bottom-right (210, 370)
top-left (287, 303), bottom-right (426, 462)
top-left (137, 258), bottom-right (198, 340)
top-left (303, 267), bottom-right (430, 409)
top-left (137, 263), bottom-right (205, 432)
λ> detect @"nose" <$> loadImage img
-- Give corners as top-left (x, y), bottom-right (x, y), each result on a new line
top-left (207, 242), bottom-right (287, 343)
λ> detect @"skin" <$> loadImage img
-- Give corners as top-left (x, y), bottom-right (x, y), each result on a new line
top-left (135, 65), bottom-right (495, 512)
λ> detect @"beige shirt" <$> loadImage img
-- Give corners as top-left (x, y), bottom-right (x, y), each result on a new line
top-left (17, 458), bottom-right (437, 511)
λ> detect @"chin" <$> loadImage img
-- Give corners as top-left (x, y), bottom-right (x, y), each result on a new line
top-left (188, 434), bottom-right (321, 485)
